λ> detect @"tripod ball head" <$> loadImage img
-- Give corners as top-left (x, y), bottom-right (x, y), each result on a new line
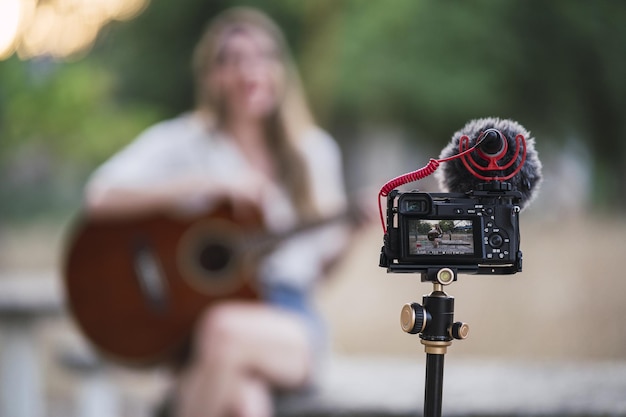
top-left (401, 271), bottom-right (469, 345)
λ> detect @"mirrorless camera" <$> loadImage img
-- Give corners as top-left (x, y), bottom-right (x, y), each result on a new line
top-left (379, 183), bottom-right (523, 275)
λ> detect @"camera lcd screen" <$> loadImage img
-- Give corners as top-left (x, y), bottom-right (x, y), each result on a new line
top-left (407, 219), bottom-right (475, 256)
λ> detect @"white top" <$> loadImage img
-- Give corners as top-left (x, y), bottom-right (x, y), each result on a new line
top-left (87, 113), bottom-right (349, 291)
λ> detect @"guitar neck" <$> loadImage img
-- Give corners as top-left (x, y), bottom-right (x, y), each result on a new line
top-left (249, 210), bottom-right (352, 255)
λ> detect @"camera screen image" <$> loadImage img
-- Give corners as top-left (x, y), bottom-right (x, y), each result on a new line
top-left (407, 219), bottom-right (475, 255)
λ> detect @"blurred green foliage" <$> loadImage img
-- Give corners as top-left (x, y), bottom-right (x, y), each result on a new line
top-left (1, 58), bottom-right (160, 164)
top-left (1, 0), bottom-right (626, 221)
top-left (0, 57), bottom-right (161, 220)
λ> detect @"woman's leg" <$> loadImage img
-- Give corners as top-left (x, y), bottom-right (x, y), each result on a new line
top-left (174, 301), bottom-right (312, 417)
top-left (230, 374), bottom-right (273, 417)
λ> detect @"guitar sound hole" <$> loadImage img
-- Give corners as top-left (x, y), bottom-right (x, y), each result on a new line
top-left (198, 243), bottom-right (232, 275)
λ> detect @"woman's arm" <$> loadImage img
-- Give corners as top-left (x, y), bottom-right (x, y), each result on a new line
top-left (84, 176), bottom-right (231, 218)
top-left (85, 171), bottom-right (271, 220)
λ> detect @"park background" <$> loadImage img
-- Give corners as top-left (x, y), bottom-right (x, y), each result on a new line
top-left (1, 0), bottom-right (626, 415)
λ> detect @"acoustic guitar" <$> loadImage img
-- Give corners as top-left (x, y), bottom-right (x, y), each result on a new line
top-left (63, 200), bottom-right (347, 367)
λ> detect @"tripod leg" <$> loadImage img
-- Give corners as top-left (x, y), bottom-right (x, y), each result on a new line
top-left (424, 353), bottom-right (445, 417)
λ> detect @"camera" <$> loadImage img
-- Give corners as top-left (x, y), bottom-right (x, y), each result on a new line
top-left (379, 183), bottom-right (523, 276)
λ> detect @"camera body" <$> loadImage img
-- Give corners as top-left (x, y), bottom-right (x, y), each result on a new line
top-left (379, 184), bottom-right (523, 275)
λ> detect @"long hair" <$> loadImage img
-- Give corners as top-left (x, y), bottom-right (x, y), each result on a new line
top-left (191, 7), bottom-right (318, 221)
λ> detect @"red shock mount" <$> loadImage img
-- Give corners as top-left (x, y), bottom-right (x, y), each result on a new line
top-left (377, 130), bottom-right (527, 232)
top-left (458, 132), bottom-right (527, 182)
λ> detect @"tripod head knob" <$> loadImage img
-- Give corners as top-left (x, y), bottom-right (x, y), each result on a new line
top-left (401, 302), bottom-right (429, 334)
top-left (450, 322), bottom-right (470, 340)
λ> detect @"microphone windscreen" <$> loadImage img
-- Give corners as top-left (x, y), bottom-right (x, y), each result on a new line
top-left (435, 117), bottom-right (542, 209)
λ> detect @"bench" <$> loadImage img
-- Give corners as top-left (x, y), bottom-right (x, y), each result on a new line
top-left (0, 272), bottom-right (63, 417)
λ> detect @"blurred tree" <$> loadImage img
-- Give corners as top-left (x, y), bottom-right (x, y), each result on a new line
top-left (0, 58), bottom-right (161, 219)
top-left (506, 0), bottom-right (626, 207)
top-left (439, 220), bottom-right (455, 234)
top-left (2, 0), bottom-right (626, 218)
top-left (416, 221), bottom-right (432, 235)
top-left (0, 59), bottom-right (160, 164)
top-left (327, 0), bottom-right (626, 208)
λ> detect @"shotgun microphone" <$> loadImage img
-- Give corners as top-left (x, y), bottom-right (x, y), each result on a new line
top-left (435, 117), bottom-right (542, 210)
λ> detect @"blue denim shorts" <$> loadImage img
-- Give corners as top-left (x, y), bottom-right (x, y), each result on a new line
top-left (263, 284), bottom-right (327, 355)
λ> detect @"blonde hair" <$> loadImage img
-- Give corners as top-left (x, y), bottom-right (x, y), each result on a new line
top-left (192, 7), bottom-right (318, 220)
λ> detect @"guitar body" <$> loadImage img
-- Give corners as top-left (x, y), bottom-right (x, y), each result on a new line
top-left (63, 202), bottom-right (263, 367)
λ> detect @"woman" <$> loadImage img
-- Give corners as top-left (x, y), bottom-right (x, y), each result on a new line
top-left (86, 7), bottom-right (350, 417)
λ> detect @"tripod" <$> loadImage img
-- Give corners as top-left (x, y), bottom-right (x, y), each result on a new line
top-left (400, 268), bottom-right (469, 417)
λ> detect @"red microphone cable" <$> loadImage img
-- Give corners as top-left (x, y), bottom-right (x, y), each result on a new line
top-left (377, 139), bottom-right (487, 233)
